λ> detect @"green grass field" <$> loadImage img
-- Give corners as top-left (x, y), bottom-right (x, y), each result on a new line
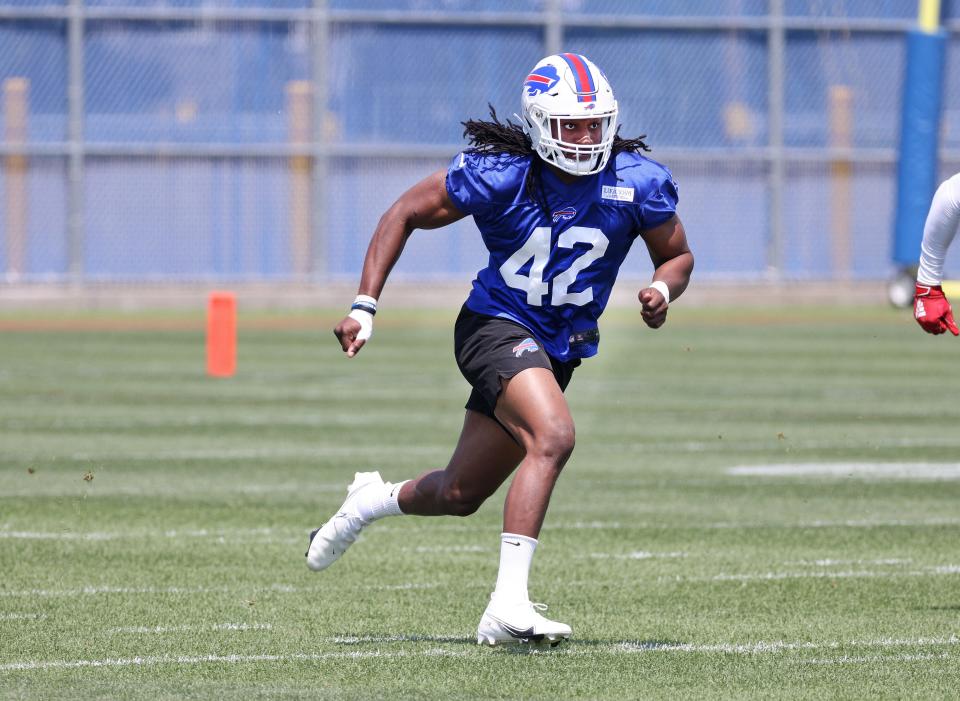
top-left (1, 305), bottom-right (959, 699)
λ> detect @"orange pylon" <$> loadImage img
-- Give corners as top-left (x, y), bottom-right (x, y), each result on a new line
top-left (207, 291), bottom-right (236, 377)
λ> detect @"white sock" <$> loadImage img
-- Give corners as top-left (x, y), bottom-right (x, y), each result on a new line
top-left (354, 479), bottom-right (408, 523)
top-left (492, 532), bottom-right (538, 604)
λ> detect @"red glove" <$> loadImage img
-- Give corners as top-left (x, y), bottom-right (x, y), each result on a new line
top-left (914, 284), bottom-right (960, 336)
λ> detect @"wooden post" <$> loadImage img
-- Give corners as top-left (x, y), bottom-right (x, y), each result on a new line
top-left (287, 81), bottom-right (313, 277)
top-left (4, 78), bottom-right (28, 280)
top-left (829, 85), bottom-right (853, 280)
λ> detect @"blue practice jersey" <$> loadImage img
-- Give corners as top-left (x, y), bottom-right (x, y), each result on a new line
top-left (445, 150), bottom-right (679, 361)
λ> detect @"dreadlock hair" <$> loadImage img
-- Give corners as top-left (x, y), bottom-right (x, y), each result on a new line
top-left (461, 105), bottom-right (651, 216)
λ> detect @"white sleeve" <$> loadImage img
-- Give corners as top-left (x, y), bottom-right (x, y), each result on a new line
top-left (917, 173), bottom-right (960, 286)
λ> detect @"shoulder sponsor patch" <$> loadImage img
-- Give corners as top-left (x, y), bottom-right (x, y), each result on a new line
top-left (601, 185), bottom-right (634, 202)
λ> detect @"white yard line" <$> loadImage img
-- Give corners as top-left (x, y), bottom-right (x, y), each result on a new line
top-left (10, 436), bottom-right (960, 468)
top-left (639, 438), bottom-right (960, 452)
top-left (782, 558), bottom-right (912, 567)
top-left (549, 521), bottom-right (624, 529)
top-left (669, 564), bottom-right (960, 583)
top-left (0, 650), bottom-right (467, 672)
top-left (727, 462), bottom-right (960, 480)
top-left (609, 636), bottom-right (960, 655)
top-left (546, 517), bottom-right (960, 531)
top-left (331, 635), bottom-right (466, 644)
top-left (109, 623), bottom-right (272, 634)
top-left (0, 585), bottom-right (234, 598)
top-left (410, 545), bottom-right (487, 553)
top-left (25, 565), bottom-right (960, 598)
top-left (3, 636), bottom-right (957, 672)
top-left (0, 581), bottom-right (438, 598)
top-left (0, 527), bottom-right (278, 541)
top-left (4, 562), bottom-right (956, 600)
top-left (0, 483), bottom-right (345, 498)
top-left (12, 445), bottom-right (442, 462)
top-left (3, 517), bottom-right (957, 542)
top-left (699, 517), bottom-right (960, 529)
top-left (0, 531), bottom-right (120, 541)
top-left (802, 652), bottom-right (950, 665)
top-left (0, 613), bottom-right (46, 621)
top-left (587, 551), bottom-right (688, 560)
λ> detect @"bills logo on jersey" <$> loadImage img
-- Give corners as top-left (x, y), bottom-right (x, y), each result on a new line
top-left (552, 208), bottom-right (577, 223)
top-left (524, 66), bottom-right (560, 96)
top-left (512, 338), bottom-right (540, 358)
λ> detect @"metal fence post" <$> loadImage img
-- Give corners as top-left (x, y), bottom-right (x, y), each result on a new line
top-left (766, 0), bottom-right (785, 279)
top-left (545, 0), bottom-right (563, 56)
top-left (3, 78), bottom-right (28, 280)
top-left (829, 85), bottom-right (853, 279)
top-left (311, 0), bottom-right (329, 281)
top-left (287, 81), bottom-right (313, 277)
top-left (67, 0), bottom-right (85, 282)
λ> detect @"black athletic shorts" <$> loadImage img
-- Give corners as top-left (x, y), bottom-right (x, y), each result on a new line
top-left (453, 305), bottom-right (580, 421)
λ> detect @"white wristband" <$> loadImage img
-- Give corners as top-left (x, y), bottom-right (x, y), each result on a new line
top-left (347, 308), bottom-right (374, 341)
top-left (351, 294), bottom-right (378, 315)
top-left (649, 280), bottom-right (670, 305)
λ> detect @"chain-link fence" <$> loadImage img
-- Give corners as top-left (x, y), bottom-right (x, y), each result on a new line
top-left (2, 1), bottom-right (960, 284)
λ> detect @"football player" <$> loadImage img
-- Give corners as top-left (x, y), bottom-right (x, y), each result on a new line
top-left (310, 53), bottom-right (694, 646)
top-left (914, 173), bottom-right (960, 336)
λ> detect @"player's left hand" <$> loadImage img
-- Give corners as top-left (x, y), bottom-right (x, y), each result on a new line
top-left (914, 283), bottom-right (960, 336)
top-left (639, 287), bottom-right (668, 329)
top-left (334, 310), bottom-right (373, 357)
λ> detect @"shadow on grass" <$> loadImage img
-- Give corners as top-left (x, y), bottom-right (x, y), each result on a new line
top-left (331, 634), bottom-right (686, 654)
top-left (480, 638), bottom-right (687, 655)
top-left (572, 639), bottom-right (684, 649)
top-left (332, 634), bottom-right (475, 645)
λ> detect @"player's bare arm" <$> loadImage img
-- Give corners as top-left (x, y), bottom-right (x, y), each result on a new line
top-left (638, 215), bottom-right (693, 329)
top-left (334, 169), bottom-right (466, 356)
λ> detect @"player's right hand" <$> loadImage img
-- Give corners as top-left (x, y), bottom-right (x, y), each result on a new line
top-left (638, 286), bottom-right (668, 329)
top-left (914, 283), bottom-right (960, 336)
top-left (334, 310), bottom-right (373, 357)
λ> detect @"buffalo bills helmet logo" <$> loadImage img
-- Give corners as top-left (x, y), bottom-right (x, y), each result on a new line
top-left (512, 338), bottom-right (540, 358)
top-left (524, 65), bottom-right (560, 97)
top-left (552, 208), bottom-right (576, 223)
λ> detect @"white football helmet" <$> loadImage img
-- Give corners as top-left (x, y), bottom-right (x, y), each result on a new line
top-left (519, 53), bottom-right (619, 176)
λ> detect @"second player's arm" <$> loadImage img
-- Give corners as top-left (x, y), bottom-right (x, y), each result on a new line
top-left (915, 173), bottom-right (960, 336)
top-left (334, 169), bottom-right (467, 356)
top-left (637, 215), bottom-right (694, 329)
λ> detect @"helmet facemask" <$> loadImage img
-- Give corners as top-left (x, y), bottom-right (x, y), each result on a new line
top-left (519, 54), bottom-right (619, 177)
top-left (525, 105), bottom-right (619, 176)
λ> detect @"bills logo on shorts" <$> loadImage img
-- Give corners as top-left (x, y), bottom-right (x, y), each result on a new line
top-left (552, 207), bottom-right (576, 223)
top-left (512, 338), bottom-right (540, 358)
top-left (524, 66), bottom-right (560, 96)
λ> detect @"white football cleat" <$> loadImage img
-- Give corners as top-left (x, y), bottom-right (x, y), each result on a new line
top-left (305, 471), bottom-right (384, 571)
top-left (476, 596), bottom-right (572, 647)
